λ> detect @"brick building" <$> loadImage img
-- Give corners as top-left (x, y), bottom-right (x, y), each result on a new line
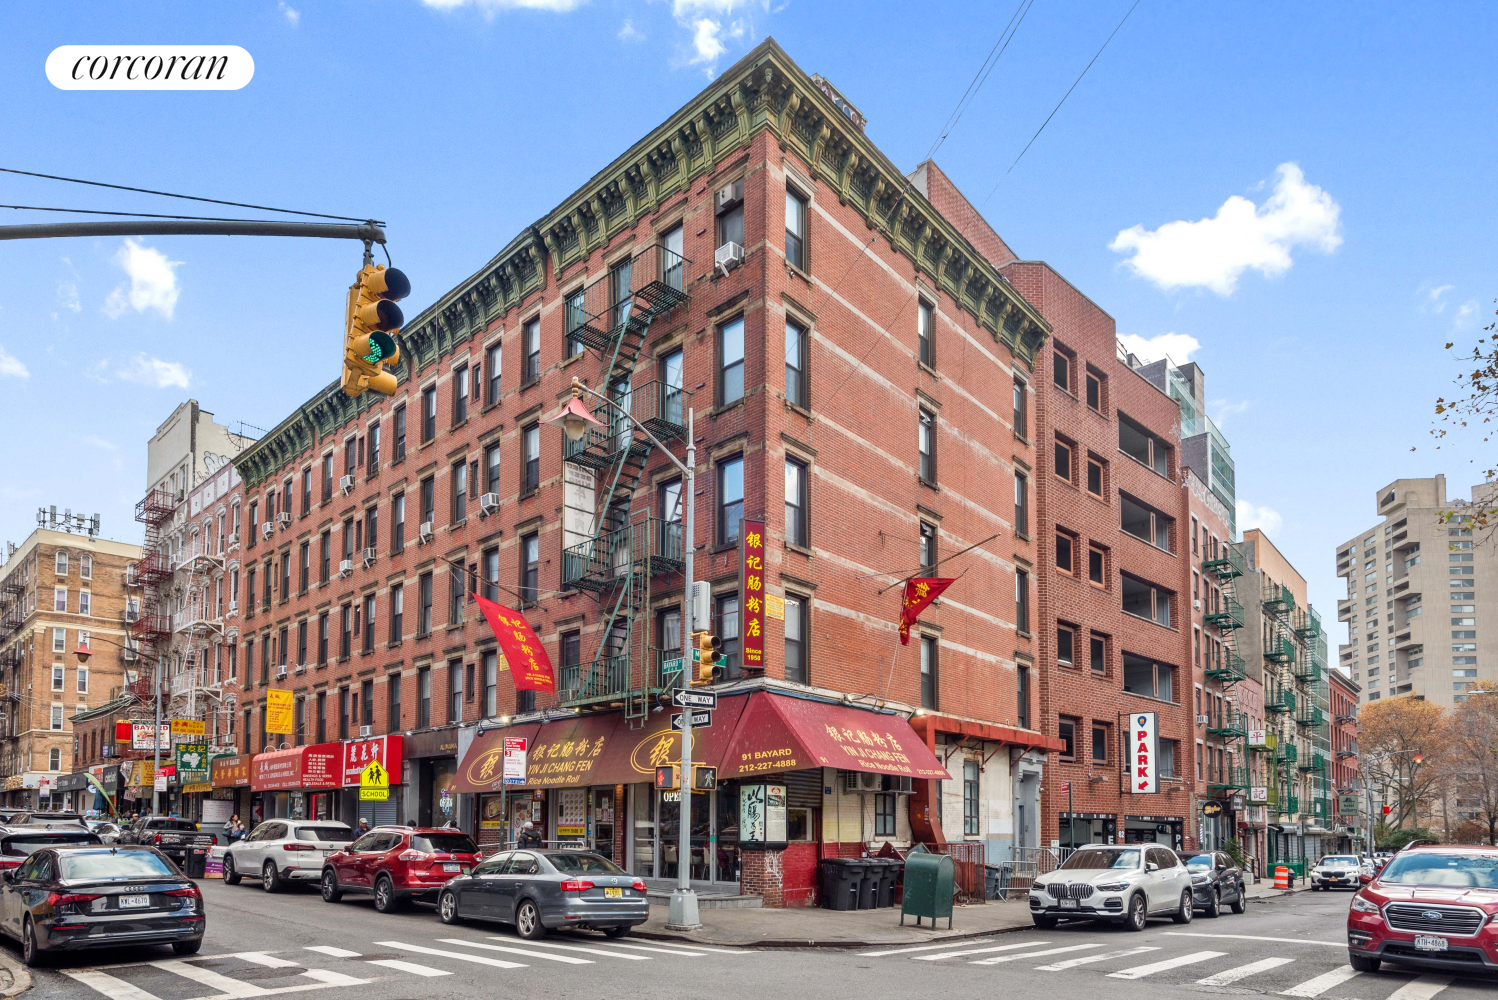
top-left (0, 527), bottom-right (142, 809)
top-left (217, 39), bottom-right (1067, 904)
top-left (1327, 667), bottom-right (1360, 851)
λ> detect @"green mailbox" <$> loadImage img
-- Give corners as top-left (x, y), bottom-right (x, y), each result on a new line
top-left (900, 851), bottom-right (955, 928)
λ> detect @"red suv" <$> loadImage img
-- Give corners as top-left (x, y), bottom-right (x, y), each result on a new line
top-left (320, 826), bottom-right (480, 913)
top-left (1348, 844), bottom-right (1498, 973)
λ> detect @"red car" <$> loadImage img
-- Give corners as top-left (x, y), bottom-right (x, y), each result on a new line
top-left (320, 825), bottom-right (480, 913)
top-left (1348, 843), bottom-right (1498, 973)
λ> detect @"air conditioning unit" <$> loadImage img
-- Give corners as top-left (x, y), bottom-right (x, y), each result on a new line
top-left (277, 513), bottom-right (292, 528)
top-left (338, 559), bottom-right (354, 578)
top-left (714, 242), bottom-right (744, 275)
top-left (227, 532), bottom-right (239, 548)
top-left (275, 665), bottom-right (287, 680)
top-left (339, 475), bottom-right (355, 496)
top-left (714, 178), bottom-right (744, 211)
top-left (1196, 714), bottom-right (1210, 726)
top-left (361, 547), bottom-right (377, 567)
top-left (228, 600), bottom-right (238, 615)
top-left (418, 521), bottom-right (434, 545)
top-left (294, 663), bottom-right (306, 674)
top-left (1193, 599), bottom-right (1202, 611)
top-left (260, 522), bottom-right (274, 540)
top-left (843, 770), bottom-right (882, 794)
top-left (126, 565), bottom-right (138, 586)
top-left (479, 493), bottom-right (500, 516)
top-left (358, 725), bottom-right (373, 738)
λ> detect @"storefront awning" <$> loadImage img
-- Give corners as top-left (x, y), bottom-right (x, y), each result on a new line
top-left (251, 744), bottom-right (340, 792)
top-left (721, 694), bottom-right (950, 780)
top-left (452, 723), bottom-right (543, 793)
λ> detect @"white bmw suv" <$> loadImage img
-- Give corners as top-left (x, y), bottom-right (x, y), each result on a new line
top-left (1030, 843), bottom-right (1196, 931)
top-left (224, 819), bottom-right (354, 891)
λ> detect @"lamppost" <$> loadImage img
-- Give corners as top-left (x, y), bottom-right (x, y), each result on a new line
top-left (547, 376), bottom-right (701, 930)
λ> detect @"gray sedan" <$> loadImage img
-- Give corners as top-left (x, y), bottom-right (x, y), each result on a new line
top-left (438, 850), bottom-right (649, 939)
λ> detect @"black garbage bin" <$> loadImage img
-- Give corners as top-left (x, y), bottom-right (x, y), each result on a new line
top-left (875, 859), bottom-right (898, 908)
top-left (853, 859), bottom-right (878, 910)
top-left (184, 848), bottom-right (207, 879)
top-left (820, 858), bottom-right (861, 910)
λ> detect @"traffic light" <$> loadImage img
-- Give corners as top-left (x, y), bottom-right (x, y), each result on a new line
top-left (694, 632), bottom-right (723, 685)
top-left (1412, 753), bottom-right (1424, 766)
top-left (1382, 804), bottom-right (1391, 815)
top-left (692, 764), bottom-right (717, 791)
top-left (654, 765), bottom-right (679, 790)
top-left (342, 264), bottom-right (411, 398)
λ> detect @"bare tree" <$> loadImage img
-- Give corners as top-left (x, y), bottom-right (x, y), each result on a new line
top-left (1440, 686), bottom-right (1498, 844)
top-left (1360, 695), bottom-right (1449, 829)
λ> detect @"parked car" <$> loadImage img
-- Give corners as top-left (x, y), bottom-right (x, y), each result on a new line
top-left (438, 850), bottom-right (648, 939)
top-left (1311, 854), bottom-right (1364, 891)
top-left (1029, 843), bottom-right (1196, 931)
top-left (0, 828), bottom-right (103, 873)
top-left (1180, 850), bottom-right (1247, 916)
top-left (224, 819), bottom-right (353, 891)
top-left (0, 844), bottom-right (204, 966)
top-left (117, 817), bottom-right (216, 868)
top-left (85, 820), bottom-right (122, 844)
top-left (320, 826), bottom-right (480, 913)
top-left (1348, 843), bottom-right (1498, 973)
top-left (5, 812), bottom-right (89, 831)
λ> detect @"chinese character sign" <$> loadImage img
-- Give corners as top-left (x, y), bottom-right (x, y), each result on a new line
top-left (175, 743), bottom-right (210, 784)
top-left (740, 519), bottom-right (766, 670)
top-left (474, 594), bottom-right (556, 693)
top-left (897, 577), bottom-right (954, 645)
top-left (1131, 712), bottom-right (1157, 794)
top-left (265, 688), bottom-right (294, 735)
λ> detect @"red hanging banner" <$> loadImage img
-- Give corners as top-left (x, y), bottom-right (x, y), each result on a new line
top-left (739, 518), bottom-right (767, 670)
top-left (897, 577), bottom-right (955, 645)
top-left (473, 594), bottom-right (556, 694)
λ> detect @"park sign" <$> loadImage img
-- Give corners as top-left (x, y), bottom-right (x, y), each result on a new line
top-left (1131, 712), bottom-right (1158, 794)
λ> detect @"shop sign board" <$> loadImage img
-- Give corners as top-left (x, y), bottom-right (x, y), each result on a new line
top-left (739, 519), bottom-right (766, 670)
top-left (739, 782), bottom-right (787, 848)
top-left (1338, 793), bottom-right (1361, 816)
top-left (502, 737), bottom-right (527, 784)
top-left (131, 723), bottom-right (170, 751)
top-left (211, 754), bottom-right (251, 787)
top-left (171, 719), bottom-right (206, 740)
top-left (342, 734), bottom-right (402, 787)
top-left (1130, 712), bottom-right (1158, 794)
top-left (358, 759), bottom-right (389, 801)
top-left (265, 688), bottom-right (294, 735)
top-left (175, 743), bottom-right (210, 784)
top-left (1249, 785), bottom-right (1268, 804)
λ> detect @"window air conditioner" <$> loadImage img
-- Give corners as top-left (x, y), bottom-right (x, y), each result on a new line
top-left (1193, 599), bottom-right (1202, 611)
top-left (479, 493), bottom-right (500, 516)
top-left (418, 521), bottom-right (434, 545)
top-left (338, 559), bottom-right (354, 578)
top-left (714, 178), bottom-right (744, 211)
top-left (260, 522), bottom-right (274, 540)
top-left (339, 475), bottom-right (355, 496)
top-left (1196, 714), bottom-right (1210, 726)
top-left (295, 663), bottom-right (306, 674)
top-left (276, 513), bottom-right (292, 528)
top-left (843, 771), bottom-right (882, 794)
top-left (361, 547), bottom-right (377, 567)
top-left (275, 665), bottom-right (287, 680)
top-left (358, 725), bottom-right (373, 738)
top-left (228, 600), bottom-right (238, 615)
top-left (227, 532), bottom-right (239, 548)
top-left (714, 242), bottom-right (744, 275)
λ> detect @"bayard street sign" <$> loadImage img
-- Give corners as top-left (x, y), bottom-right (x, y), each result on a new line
top-left (669, 710), bottom-right (712, 731)
top-left (673, 690), bottom-right (717, 709)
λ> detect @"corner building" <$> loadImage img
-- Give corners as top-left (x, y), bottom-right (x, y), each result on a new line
top-left (227, 39), bottom-right (1060, 905)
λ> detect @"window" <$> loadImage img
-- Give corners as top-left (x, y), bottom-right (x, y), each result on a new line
top-left (918, 407), bottom-right (937, 483)
top-left (1123, 653), bottom-right (1174, 701)
top-left (483, 444), bottom-right (501, 496)
top-left (318, 530), bottom-right (330, 583)
top-left (449, 563), bottom-right (465, 624)
top-left (716, 594), bottom-right (741, 678)
top-left (1086, 456), bottom-right (1104, 497)
top-left (718, 456), bottom-right (744, 544)
top-left (55, 551), bottom-right (68, 576)
top-left (345, 437), bottom-right (357, 477)
top-left (919, 522), bottom-right (938, 574)
top-left (1121, 492), bottom-right (1173, 551)
top-left (1090, 634), bottom-right (1106, 674)
top-left (387, 673), bottom-right (402, 733)
top-left (1014, 472), bottom-right (1028, 534)
top-left (785, 187), bottom-right (807, 269)
top-left (1085, 368), bottom-right (1102, 411)
top-left (920, 635), bottom-right (938, 709)
top-left (54, 587), bottom-right (66, 612)
top-left (1054, 438), bottom-right (1073, 483)
top-left (391, 494), bottom-right (406, 553)
top-left (361, 678), bottom-right (374, 728)
top-left (48, 746), bottom-right (61, 771)
top-left (963, 760), bottom-right (980, 836)
top-left (79, 553), bottom-right (91, 579)
top-left (1057, 625), bottom-right (1075, 667)
top-left (362, 594), bottom-right (376, 653)
top-left (481, 547), bottom-right (500, 602)
top-left (1058, 717), bottom-right (1076, 760)
top-left (451, 461), bottom-right (468, 523)
top-left (417, 666), bottom-right (431, 729)
top-left (392, 403), bottom-right (407, 461)
top-left (1158, 740), bottom-right (1177, 778)
top-left (77, 666), bottom-right (88, 694)
top-left (417, 385), bottom-right (437, 445)
top-left (453, 363), bottom-right (469, 423)
top-left (482, 650), bottom-right (498, 717)
top-left (521, 533), bottom-right (539, 604)
top-left (1122, 573), bottom-right (1172, 627)
top-left (718, 317), bottom-right (745, 406)
top-left (448, 658), bottom-right (463, 723)
top-left (874, 793), bottom-right (896, 837)
top-left (389, 583), bottom-right (404, 644)
top-left (523, 317), bottom-right (541, 384)
top-left (785, 318), bottom-right (807, 407)
top-left (1053, 347), bottom-right (1071, 393)
top-left (50, 705), bottom-right (63, 731)
top-left (486, 342), bottom-right (502, 402)
top-left (317, 612), bottom-right (329, 664)
top-left (248, 501), bottom-right (258, 547)
top-left (78, 591), bottom-right (90, 616)
top-left (367, 420), bottom-right (381, 473)
top-left (917, 299), bottom-right (935, 368)
top-left (784, 593), bottom-right (807, 684)
top-left (1015, 570), bottom-right (1030, 634)
top-left (1119, 413), bottom-right (1171, 477)
top-left (299, 541), bottom-right (310, 593)
top-left (419, 476), bottom-right (435, 529)
top-left (1088, 544), bottom-right (1105, 585)
top-left (280, 551), bottom-right (291, 599)
top-left (522, 425), bottom-right (540, 494)
top-left (1055, 532), bottom-right (1074, 573)
top-left (337, 688), bottom-right (349, 741)
top-left (1017, 662), bottom-right (1030, 728)
top-left (52, 665), bottom-right (64, 692)
top-left (300, 467), bottom-right (312, 516)
top-left (784, 457), bottom-right (808, 547)
top-left (717, 184), bottom-right (744, 249)
top-left (1013, 377), bottom-right (1028, 438)
top-left (418, 573), bottom-right (433, 636)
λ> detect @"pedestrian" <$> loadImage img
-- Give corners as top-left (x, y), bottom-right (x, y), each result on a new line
top-left (517, 821), bottom-right (542, 848)
top-left (356, 817), bottom-right (371, 836)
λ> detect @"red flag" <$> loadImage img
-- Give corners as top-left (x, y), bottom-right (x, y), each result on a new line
top-left (473, 594), bottom-right (556, 694)
top-left (898, 577), bottom-right (955, 645)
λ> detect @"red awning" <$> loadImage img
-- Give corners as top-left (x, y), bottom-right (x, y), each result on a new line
top-left (251, 744), bottom-right (341, 792)
top-left (720, 694), bottom-right (951, 780)
top-left (452, 723), bottom-right (543, 793)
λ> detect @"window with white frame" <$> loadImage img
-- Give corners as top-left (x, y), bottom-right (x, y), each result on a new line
top-left (79, 554), bottom-right (91, 580)
top-left (48, 747), bottom-right (61, 771)
top-left (55, 551), bottom-right (68, 576)
top-left (52, 628), bottom-right (66, 653)
top-left (52, 666), bottom-right (64, 691)
top-left (50, 705), bottom-right (63, 730)
top-left (77, 666), bottom-right (88, 693)
top-left (78, 591), bottom-right (91, 616)
top-left (54, 587), bottom-right (67, 613)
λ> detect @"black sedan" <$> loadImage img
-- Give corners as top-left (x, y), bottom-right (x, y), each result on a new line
top-left (0, 845), bottom-right (204, 966)
top-left (1181, 850), bottom-right (1247, 917)
top-left (437, 850), bottom-right (648, 939)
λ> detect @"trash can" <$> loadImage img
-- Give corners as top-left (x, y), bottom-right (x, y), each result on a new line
top-left (985, 864), bottom-right (1012, 900)
top-left (874, 859), bottom-right (898, 908)
top-left (820, 858), bottom-right (861, 911)
top-left (850, 859), bottom-right (876, 909)
top-left (184, 848), bottom-right (207, 879)
top-left (901, 851), bottom-right (955, 928)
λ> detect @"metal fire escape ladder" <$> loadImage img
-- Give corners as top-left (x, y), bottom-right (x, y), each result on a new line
top-left (1203, 545), bottom-right (1248, 792)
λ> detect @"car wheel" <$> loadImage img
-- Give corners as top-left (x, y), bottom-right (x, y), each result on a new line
top-left (262, 860), bottom-right (281, 893)
top-left (1229, 884), bottom-right (1246, 914)
top-left (515, 899), bottom-right (546, 940)
top-left (1349, 953), bottom-right (1380, 973)
top-left (320, 868), bottom-right (343, 903)
top-left (1310, 883), bottom-right (1320, 891)
top-left (1204, 888), bottom-right (1221, 918)
top-left (1032, 915), bottom-right (1058, 929)
top-left (439, 890), bottom-right (461, 925)
top-left (21, 917), bottom-right (46, 968)
top-left (224, 854), bottom-right (242, 886)
top-left (1124, 893), bottom-right (1147, 932)
top-left (602, 925), bottom-right (631, 939)
top-left (373, 875), bottom-right (401, 914)
top-left (173, 939), bottom-right (203, 956)
top-left (1172, 889), bottom-right (1194, 924)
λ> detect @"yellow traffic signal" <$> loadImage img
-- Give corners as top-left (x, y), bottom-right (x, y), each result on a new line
top-left (692, 764), bottom-right (717, 791)
top-left (654, 765), bottom-right (679, 789)
top-left (341, 264), bottom-right (410, 398)
top-left (694, 632), bottom-right (722, 685)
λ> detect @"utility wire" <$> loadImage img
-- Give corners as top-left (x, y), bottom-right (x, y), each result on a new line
top-left (0, 203), bottom-right (311, 224)
top-left (0, 166), bottom-right (380, 224)
top-left (981, 0), bottom-right (1142, 207)
top-left (925, 0), bottom-right (1037, 163)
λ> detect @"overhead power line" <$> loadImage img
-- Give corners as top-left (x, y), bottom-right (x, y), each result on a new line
top-left (924, 0), bottom-right (1037, 163)
top-left (0, 203), bottom-right (304, 224)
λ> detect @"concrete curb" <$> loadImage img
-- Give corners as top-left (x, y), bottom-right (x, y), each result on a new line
top-left (0, 947), bottom-right (32, 998)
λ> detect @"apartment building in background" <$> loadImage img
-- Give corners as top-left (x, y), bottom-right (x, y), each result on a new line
top-left (1327, 667), bottom-right (1360, 851)
top-left (146, 400), bottom-right (257, 501)
top-left (1335, 474), bottom-right (1495, 708)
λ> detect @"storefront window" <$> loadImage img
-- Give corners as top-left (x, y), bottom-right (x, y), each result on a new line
top-left (632, 786), bottom-right (655, 877)
top-left (715, 781), bottom-right (741, 882)
top-left (658, 789), bottom-right (711, 881)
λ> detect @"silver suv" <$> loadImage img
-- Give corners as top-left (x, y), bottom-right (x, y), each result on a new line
top-left (224, 820), bottom-right (353, 891)
top-left (1030, 844), bottom-right (1196, 931)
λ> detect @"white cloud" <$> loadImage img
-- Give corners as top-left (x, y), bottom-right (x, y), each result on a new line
top-left (618, 18), bottom-right (644, 41)
top-left (0, 346), bottom-right (29, 379)
top-left (81, 435), bottom-right (117, 452)
top-left (116, 354), bottom-right (192, 389)
top-left (1456, 299), bottom-right (1479, 326)
top-left (1426, 284), bottom-right (1455, 313)
top-left (420, 0), bottom-right (588, 12)
top-left (1116, 331), bottom-right (1200, 365)
top-left (671, 0), bottom-right (754, 15)
top-left (103, 239), bottom-right (181, 320)
top-left (1209, 398), bottom-right (1251, 426)
top-left (1236, 499), bottom-right (1283, 537)
top-left (1110, 163), bottom-right (1341, 295)
top-left (688, 18), bottom-right (727, 65)
top-left (279, 2), bottom-right (301, 24)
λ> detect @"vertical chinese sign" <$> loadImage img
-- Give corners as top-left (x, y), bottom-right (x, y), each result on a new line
top-left (265, 689), bottom-right (294, 735)
top-left (740, 518), bottom-right (766, 670)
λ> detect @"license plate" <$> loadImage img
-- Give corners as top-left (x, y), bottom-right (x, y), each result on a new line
top-left (605, 887), bottom-right (623, 898)
top-left (1059, 898), bottom-right (1079, 910)
top-left (443, 864), bottom-right (461, 872)
top-left (1415, 935), bottom-right (1449, 952)
top-left (120, 895), bottom-right (149, 909)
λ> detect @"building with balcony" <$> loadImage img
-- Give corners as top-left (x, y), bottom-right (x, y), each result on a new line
top-left (1327, 667), bottom-right (1360, 852)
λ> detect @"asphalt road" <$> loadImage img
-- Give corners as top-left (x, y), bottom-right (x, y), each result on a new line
top-left (15, 880), bottom-right (1498, 1000)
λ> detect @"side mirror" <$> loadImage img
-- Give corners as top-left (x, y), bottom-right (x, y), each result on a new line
top-left (2, 870), bottom-right (14, 883)
top-left (1146, 861), bottom-right (1159, 872)
top-left (1359, 873), bottom-right (1373, 884)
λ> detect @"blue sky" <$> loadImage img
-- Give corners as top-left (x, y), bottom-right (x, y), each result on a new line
top-left (1, 1), bottom-right (1496, 650)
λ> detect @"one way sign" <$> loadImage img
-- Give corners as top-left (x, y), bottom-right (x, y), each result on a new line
top-left (673, 690), bottom-right (717, 709)
top-left (670, 710), bottom-right (712, 731)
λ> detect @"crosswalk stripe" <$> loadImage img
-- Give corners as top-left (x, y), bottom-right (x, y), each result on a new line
top-left (153, 958), bottom-right (271, 997)
top-left (234, 953), bottom-right (302, 968)
top-left (437, 938), bottom-right (593, 965)
top-left (376, 941), bottom-right (527, 970)
top-left (1166, 933), bottom-right (1344, 948)
top-left (366, 960), bottom-right (453, 978)
top-left (584, 941), bottom-right (710, 957)
top-left (483, 937), bottom-right (651, 960)
top-left (971, 944), bottom-right (1102, 966)
top-left (298, 970), bottom-right (370, 987)
top-left (911, 941), bottom-right (1051, 962)
top-left (1197, 957), bottom-right (1295, 985)
top-left (858, 939), bottom-right (997, 957)
top-left (1107, 950), bottom-right (1227, 979)
top-left (1035, 946), bottom-right (1159, 971)
top-left (305, 946), bottom-right (362, 958)
top-left (62, 970), bottom-right (161, 1000)
top-left (1387, 976), bottom-right (1454, 1000)
top-left (1279, 964), bottom-right (1360, 997)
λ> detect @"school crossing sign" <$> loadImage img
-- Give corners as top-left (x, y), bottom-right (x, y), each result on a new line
top-left (359, 759), bottom-right (389, 801)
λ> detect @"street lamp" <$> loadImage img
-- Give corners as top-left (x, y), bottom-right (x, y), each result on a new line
top-left (545, 376), bottom-right (702, 931)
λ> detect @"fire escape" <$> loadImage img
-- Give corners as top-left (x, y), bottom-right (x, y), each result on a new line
top-left (0, 576), bottom-right (26, 754)
top-left (130, 489), bottom-right (177, 708)
top-left (1293, 607), bottom-right (1329, 825)
top-left (168, 528), bottom-right (227, 730)
top-left (557, 243), bottom-right (690, 727)
top-left (1203, 545), bottom-right (1248, 794)
top-left (1262, 584), bottom-right (1299, 820)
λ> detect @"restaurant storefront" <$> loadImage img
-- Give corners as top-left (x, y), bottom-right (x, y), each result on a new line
top-left (250, 744), bottom-right (340, 822)
top-left (403, 729), bottom-right (460, 828)
top-left (211, 753), bottom-right (252, 821)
